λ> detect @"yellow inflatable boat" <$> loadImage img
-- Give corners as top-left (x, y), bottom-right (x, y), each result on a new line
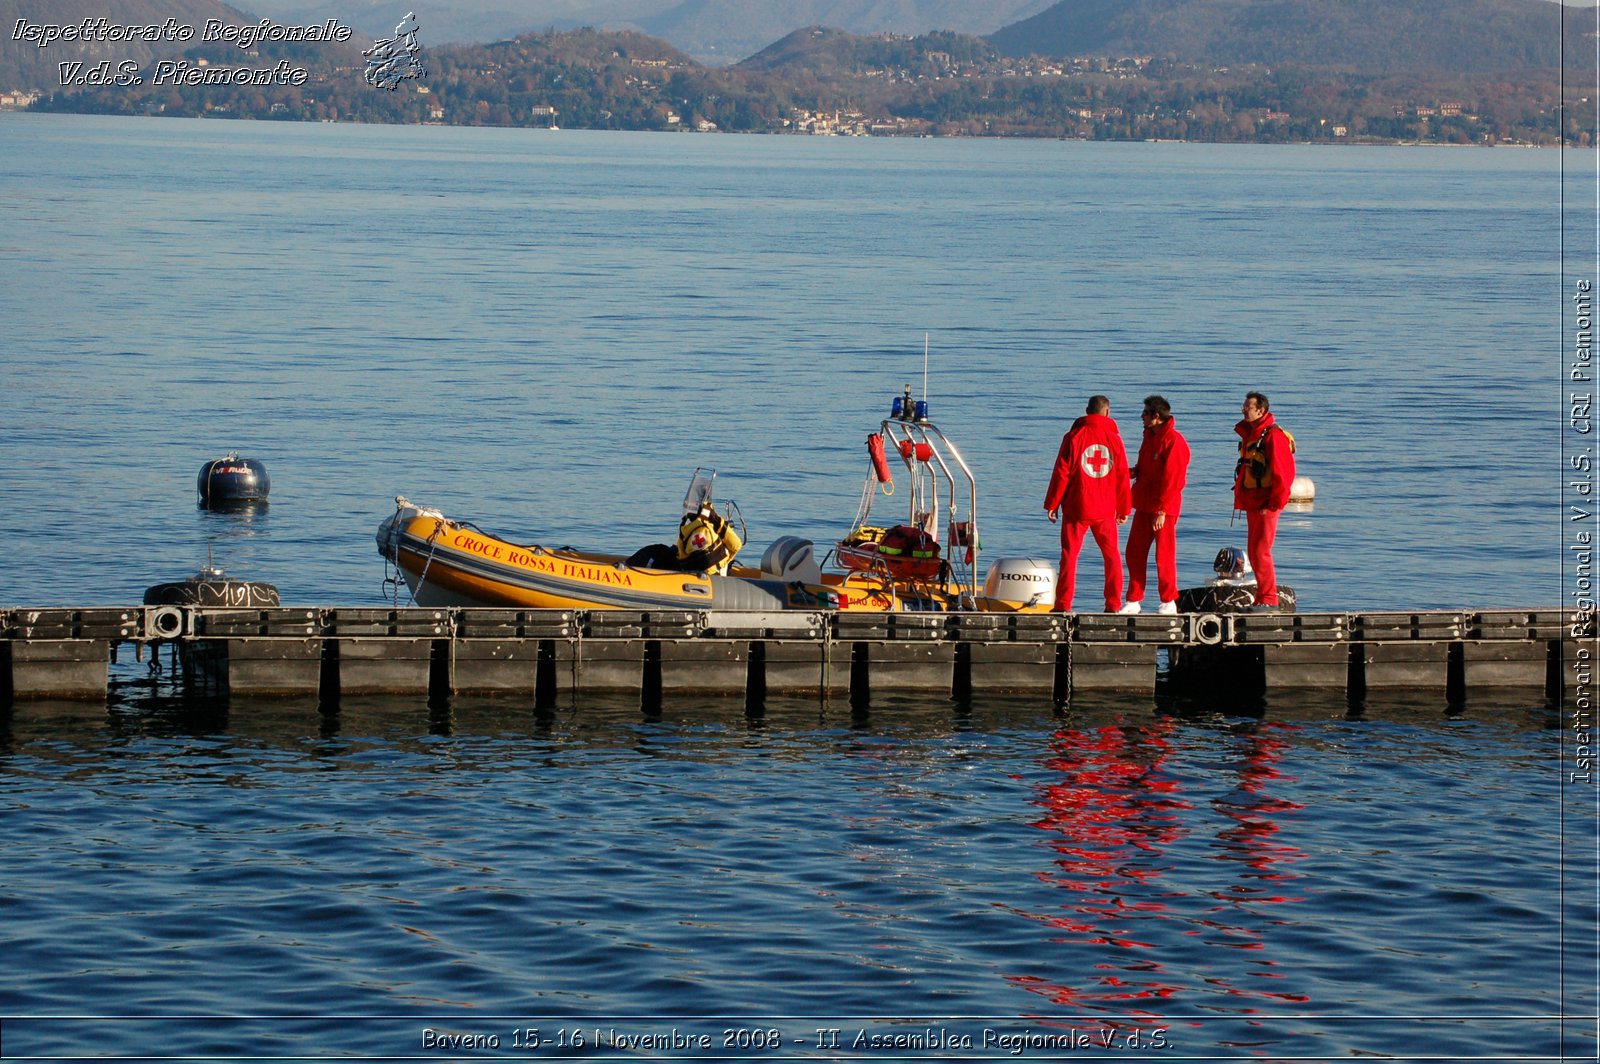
top-left (376, 394), bottom-right (1057, 613)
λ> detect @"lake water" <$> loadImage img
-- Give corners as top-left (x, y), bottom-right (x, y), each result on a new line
top-left (0, 114), bottom-right (1594, 1060)
top-left (0, 114), bottom-right (1575, 610)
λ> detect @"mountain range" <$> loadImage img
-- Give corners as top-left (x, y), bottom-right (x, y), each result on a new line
top-left (19, 0), bottom-right (1584, 70)
top-left (990, 0), bottom-right (1595, 73)
top-left (626, 0), bottom-right (1057, 63)
top-left (186, 0), bottom-right (1059, 59)
top-left (3, 0), bottom-right (1591, 99)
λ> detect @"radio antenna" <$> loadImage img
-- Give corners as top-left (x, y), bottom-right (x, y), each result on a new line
top-left (922, 333), bottom-right (930, 403)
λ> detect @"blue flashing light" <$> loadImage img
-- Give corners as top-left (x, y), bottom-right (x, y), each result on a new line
top-left (914, 400), bottom-right (929, 422)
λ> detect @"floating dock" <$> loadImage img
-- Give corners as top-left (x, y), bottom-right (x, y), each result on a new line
top-left (0, 606), bottom-right (1590, 708)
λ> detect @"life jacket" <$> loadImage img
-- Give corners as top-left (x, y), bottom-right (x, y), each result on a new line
top-left (1237, 425), bottom-right (1296, 491)
top-left (677, 506), bottom-right (744, 574)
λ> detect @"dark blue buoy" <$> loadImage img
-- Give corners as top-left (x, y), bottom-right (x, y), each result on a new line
top-left (198, 453), bottom-right (270, 508)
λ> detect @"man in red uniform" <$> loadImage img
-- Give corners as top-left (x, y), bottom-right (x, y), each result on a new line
top-left (1044, 395), bottom-right (1131, 612)
top-left (1119, 395), bottom-right (1190, 615)
top-left (1233, 391), bottom-right (1296, 610)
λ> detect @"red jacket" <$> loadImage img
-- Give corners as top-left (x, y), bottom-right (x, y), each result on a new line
top-left (1233, 412), bottom-right (1296, 511)
top-left (1131, 417), bottom-right (1190, 516)
top-left (1044, 413), bottom-right (1131, 522)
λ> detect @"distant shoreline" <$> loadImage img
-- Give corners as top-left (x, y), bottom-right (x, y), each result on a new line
top-left (0, 107), bottom-right (1572, 148)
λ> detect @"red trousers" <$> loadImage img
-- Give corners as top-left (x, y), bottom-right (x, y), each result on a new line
top-left (1124, 511), bottom-right (1179, 605)
top-left (1245, 507), bottom-right (1281, 605)
top-left (1056, 518), bottom-right (1123, 612)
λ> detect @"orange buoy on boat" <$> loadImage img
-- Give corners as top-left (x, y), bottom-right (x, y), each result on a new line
top-left (867, 432), bottom-right (892, 485)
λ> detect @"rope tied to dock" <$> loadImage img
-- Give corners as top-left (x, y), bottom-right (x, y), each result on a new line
top-left (382, 499), bottom-right (445, 607)
top-left (410, 524), bottom-right (444, 606)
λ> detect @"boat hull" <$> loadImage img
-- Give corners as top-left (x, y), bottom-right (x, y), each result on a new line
top-left (377, 502), bottom-right (1050, 613)
top-left (379, 511), bottom-right (819, 610)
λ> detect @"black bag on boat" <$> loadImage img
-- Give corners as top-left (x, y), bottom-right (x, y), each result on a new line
top-left (625, 543), bottom-right (681, 570)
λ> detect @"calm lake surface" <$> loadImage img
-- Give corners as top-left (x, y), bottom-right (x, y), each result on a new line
top-left (0, 114), bottom-right (1593, 1060)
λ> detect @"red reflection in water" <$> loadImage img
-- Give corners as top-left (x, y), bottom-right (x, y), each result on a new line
top-left (1006, 718), bottom-right (1309, 1019)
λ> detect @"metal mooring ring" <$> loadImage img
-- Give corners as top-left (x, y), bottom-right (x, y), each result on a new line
top-left (1194, 613), bottom-right (1226, 646)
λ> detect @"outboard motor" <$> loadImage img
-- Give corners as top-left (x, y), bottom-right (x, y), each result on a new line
top-left (198, 453), bottom-right (270, 507)
top-left (1212, 546), bottom-right (1253, 584)
top-left (761, 536), bottom-right (822, 585)
top-left (983, 557), bottom-right (1057, 607)
top-left (1176, 546), bottom-right (1295, 613)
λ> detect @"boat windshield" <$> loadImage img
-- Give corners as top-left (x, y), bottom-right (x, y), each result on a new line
top-left (683, 468), bottom-right (716, 513)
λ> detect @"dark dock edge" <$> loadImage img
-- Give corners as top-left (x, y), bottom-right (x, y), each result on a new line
top-left (0, 605), bottom-right (1592, 709)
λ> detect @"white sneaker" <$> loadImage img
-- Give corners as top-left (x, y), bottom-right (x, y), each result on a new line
top-left (1156, 600), bottom-right (1178, 615)
top-left (1116, 601), bottom-right (1142, 614)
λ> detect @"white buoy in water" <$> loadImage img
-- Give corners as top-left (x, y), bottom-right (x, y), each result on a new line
top-left (1289, 474), bottom-right (1315, 503)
